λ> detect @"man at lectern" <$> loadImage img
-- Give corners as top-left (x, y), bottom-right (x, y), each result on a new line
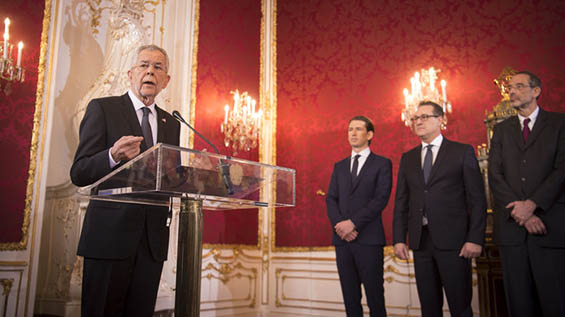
top-left (70, 44), bottom-right (180, 316)
top-left (326, 115), bottom-right (392, 316)
top-left (488, 71), bottom-right (565, 316)
top-left (393, 101), bottom-right (486, 317)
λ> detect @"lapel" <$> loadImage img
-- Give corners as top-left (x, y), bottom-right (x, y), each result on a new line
top-left (426, 138), bottom-right (449, 185)
top-left (120, 93), bottom-right (147, 151)
top-left (509, 116), bottom-right (524, 149)
top-left (412, 145), bottom-right (425, 186)
top-left (350, 153), bottom-right (373, 193)
top-left (524, 108), bottom-right (548, 149)
top-left (122, 93), bottom-right (147, 153)
top-left (155, 105), bottom-right (167, 144)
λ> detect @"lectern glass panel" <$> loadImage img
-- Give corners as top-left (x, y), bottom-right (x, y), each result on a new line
top-left (77, 143), bottom-right (295, 209)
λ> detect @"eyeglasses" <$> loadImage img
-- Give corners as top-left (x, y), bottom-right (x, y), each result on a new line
top-left (134, 62), bottom-right (167, 73)
top-left (410, 114), bottom-right (440, 122)
top-left (504, 84), bottom-right (531, 91)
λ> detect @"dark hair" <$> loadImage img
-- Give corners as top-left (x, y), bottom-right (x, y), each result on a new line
top-left (349, 115), bottom-right (374, 145)
top-left (516, 71), bottom-right (542, 99)
top-left (418, 101), bottom-right (444, 117)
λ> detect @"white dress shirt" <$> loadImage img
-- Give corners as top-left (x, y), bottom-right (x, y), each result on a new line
top-left (517, 106), bottom-right (539, 130)
top-left (420, 134), bottom-right (443, 225)
top-left (351, 147), bottom-right (371, 176)
top-left (421, 134), bottom-right (443, 168)
top-left (108, 91), bottom-right (159, 167)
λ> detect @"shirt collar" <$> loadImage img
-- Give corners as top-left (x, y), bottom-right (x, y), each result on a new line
top-left (422, 134), bottom-right (443, 149)
top-left (351, 147), bottom-right (371, 158)
top-left (517, 106), bottom-right (539, 124)
top-left (128, 90), bottom-right (156, 114)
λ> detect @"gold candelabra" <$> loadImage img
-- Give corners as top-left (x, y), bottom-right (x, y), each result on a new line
top-left (1, 17), bottom-right (25, 95)
top-left (401, 67), bottom-right (452, 127)
top-left (220, 90), bottom-right (262, 154)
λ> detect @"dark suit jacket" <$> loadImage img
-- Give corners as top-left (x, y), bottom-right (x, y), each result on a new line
top-left (326, 152), bottom-right (392, 246)
top-left (393, 138), bottom-right (486, 250)
top-left (488, 109), bottom-right (565, 247)
top-left (70, 93), bottom-right (180, 261)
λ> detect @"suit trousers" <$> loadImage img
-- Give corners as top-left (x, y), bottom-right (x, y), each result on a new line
top-left (413, 227), bottom-right (473, 317)
top-left (335, 244), bottom-right (386, 317)
top-left (499, 237), bottom-right (565, 317)
top-left (82, 223), bottom-right (164, 317)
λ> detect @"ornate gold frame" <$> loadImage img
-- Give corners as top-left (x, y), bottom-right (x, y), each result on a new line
top-left (188, 0), bottom-right (262, 250)
top-left (0, 0), bottom-right (52, 251)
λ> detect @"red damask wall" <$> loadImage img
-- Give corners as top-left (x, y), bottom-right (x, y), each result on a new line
top-left (0, 1), bottom-right (45, 245)
top-left (195, 0), bottom-right (261, 245)
top-left (275, 0), bottom-right (565, 247)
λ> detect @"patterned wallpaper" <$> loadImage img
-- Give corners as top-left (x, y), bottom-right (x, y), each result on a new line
top-left (0, 0), bottom-right (46, 245)
top-left (275, 0), bottom-right (565, 247)
top-left (195, 0), bottom-right (262, 246)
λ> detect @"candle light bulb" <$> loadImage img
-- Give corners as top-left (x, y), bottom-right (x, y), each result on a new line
top-left (17, 41), bottom-right (23, 67)
top-left (4, 18), bottom-right (10, 35)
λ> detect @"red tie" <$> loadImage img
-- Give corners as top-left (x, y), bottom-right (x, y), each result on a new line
top-left (522, 118), bottom-right (531, 143)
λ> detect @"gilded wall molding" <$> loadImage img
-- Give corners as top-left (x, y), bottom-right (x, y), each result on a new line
top-left (0, 0), bottom-right (52, 252)
top-left (188, 0), bottom-right (199, 149)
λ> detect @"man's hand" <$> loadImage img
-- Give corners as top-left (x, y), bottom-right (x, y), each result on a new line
top-left (507, 199), bottom-right (536, 225)
top-left (343, 230), bottom-right (358, 242)
top-left (334, 220), bottom-right (356, 240)
top-left (110, 136), bottom-right (143, 162)
top-left (459, 242), bottom-right (482, 259)
top-left (394, 243), bottom-right (410, 260)
top-left (524, 215), bottom-right (547, 235)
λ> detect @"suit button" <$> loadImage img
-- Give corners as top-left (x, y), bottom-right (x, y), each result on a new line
top-left (522, 159), bottom-right (527, 164)
top-left (521, 177), bottom-right (526, 182)
top-left (424, 190), bottom-right (428, 193)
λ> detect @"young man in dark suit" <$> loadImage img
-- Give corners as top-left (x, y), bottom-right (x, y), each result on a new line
top-left (326, 115), bottom-right (392, 317)
top-left (393, 101), bottom-right (486, 317)
top-left (488, 71), bottom-right (565, 316)
top-left (70, 45), bottom-right (180, 316)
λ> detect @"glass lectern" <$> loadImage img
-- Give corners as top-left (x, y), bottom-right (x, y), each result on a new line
top-left (78, 143), bottom-right (295, 316)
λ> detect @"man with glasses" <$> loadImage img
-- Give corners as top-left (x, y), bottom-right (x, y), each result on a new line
top-left (393, 101), bottom-right (486, 317)
top-left (488, 71), bottom-right (565, 316)
top-left (70, 45), bottom-right (180, 316)
top-left (326, 116), bottom-right (392, 316)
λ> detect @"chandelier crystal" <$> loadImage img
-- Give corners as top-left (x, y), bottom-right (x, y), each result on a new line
top-left (220, 90), bottom-right (262, 154)
top-left (1, 18), bottom-right (25, 95)
top-left (401, 67), bottom-right (452, 127)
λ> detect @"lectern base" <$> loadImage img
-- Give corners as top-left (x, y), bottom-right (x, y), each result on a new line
top-left (175, 198), bottom-right (203, 317)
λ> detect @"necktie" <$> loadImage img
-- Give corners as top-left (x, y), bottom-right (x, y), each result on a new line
top-left (351, 154), bottom-right (361, 180)
top-left (141, 107), bottom-right (154, 148)
top-left (423, 144), bottom-right (433, 184)
top-left (522, 118), bottom-right (531, 143)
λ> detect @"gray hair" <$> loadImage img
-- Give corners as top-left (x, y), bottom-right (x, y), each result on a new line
top-left (134, 44), bottom-right (170, 72)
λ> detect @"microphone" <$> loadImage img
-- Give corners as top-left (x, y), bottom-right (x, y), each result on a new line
top-left (172, 111), bottom-right (234, 195)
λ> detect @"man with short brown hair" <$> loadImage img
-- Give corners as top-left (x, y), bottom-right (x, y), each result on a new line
top-left (326, 115), bottom-right (392, 316)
